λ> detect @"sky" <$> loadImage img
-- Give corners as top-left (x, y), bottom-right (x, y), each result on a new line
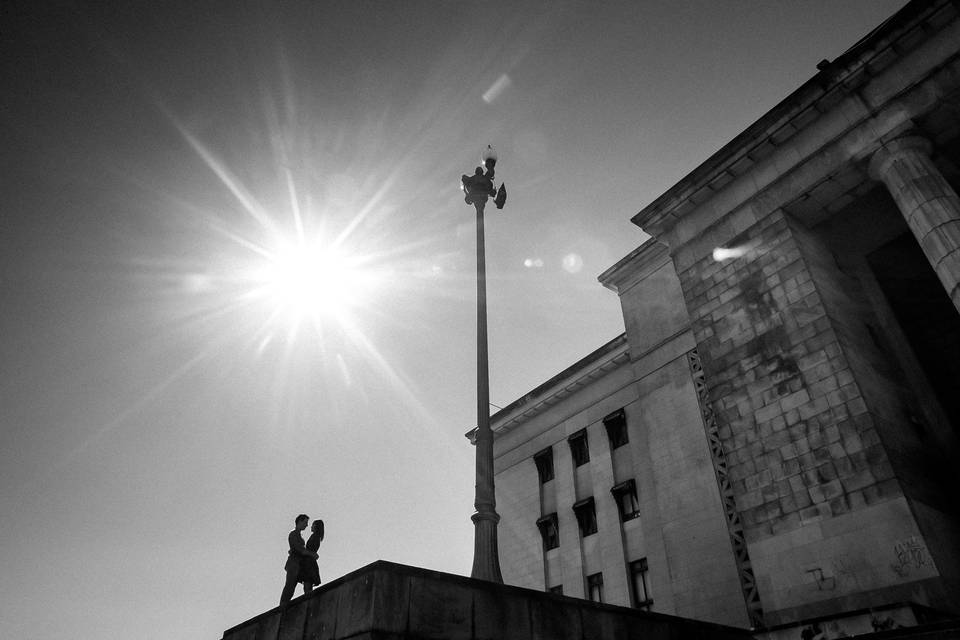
top-left (0, 1), bottom-right (907, 638)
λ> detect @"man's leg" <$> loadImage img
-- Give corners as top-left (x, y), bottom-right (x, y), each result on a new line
top-left (280, 567), bottom-right (299, 605)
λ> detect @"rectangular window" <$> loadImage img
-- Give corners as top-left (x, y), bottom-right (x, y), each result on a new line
top-left (534, 447), bottom-right (554, 483)
top-left (568, 429), bottom-right (589, 466)
top-left (587, 573), bottom-right (604, 603)
top-left (572, 496), bottom-right (597, 537)
top-left (548, 585), bottom-right (563, 595)
top-left (610, 479), bottom-right (640, 522)
top-left (536, 513), bottom-right (560, 551)
top-left (630, 558), bottom-right (652, 610)
top-left (603, 409), bottom-right (628, 449)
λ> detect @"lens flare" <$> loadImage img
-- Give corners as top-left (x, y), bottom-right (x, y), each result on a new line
top-left (482, 74), bottom-right (512, 104)
top-left (562, 253), bottom-right (583, 273)
top-left (712, 239), bottom-right (761, 262)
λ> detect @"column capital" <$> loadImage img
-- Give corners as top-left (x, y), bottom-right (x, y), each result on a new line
top-left (866, 131), bottom-right (960, 314)
top-left (869, 135), bottom-right (933, 180)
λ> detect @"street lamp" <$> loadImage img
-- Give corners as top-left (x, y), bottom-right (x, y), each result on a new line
top-left (461, 145), bottom-right (506, 583)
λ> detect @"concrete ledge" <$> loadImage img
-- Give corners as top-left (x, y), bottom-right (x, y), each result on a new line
top-left (221, 560), bottom-right (754, 640)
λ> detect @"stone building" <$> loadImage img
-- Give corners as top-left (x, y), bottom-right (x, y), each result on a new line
top-left (487, 0), bottom-right (960, 634)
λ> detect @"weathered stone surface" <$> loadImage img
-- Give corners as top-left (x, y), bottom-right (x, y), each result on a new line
top-left (253, 611), bottom-right (280, 640)
top-left (223, 620), bottom-right (257, 640)
top-left (674, 210), bottom-right (900, 546)
top-left (472, 583), bottom-right (532, 640)
top-left (370, 566), bottom-right (411, 636)
top-left (277, 604), bottom-right (307, 640)
top-left (302, 587), bottom-right (340, 640)
top-left (334, 571), bottom-right (376, 638)
top-left (529, 593), bottom-right (583, 639)
top-left (407, 574), bottom-right (473, 640)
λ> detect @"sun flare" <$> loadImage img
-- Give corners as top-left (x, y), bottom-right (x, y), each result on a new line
top-left (254, 239), bottom-right (380, 322)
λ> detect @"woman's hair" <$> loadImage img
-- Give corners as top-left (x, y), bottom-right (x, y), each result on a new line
top-left (313, 519), bottom-right (325, 540)
top-left (295, 514), bottom-right (309, 525)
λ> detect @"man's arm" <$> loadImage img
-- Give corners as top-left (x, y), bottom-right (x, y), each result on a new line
top-left (289, 531), bottom-right (319, 558)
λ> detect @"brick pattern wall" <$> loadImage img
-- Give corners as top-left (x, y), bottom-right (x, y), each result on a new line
top-left (676, 209), bottom-right (903, 545)
top-left (789, 218), bottom-right (949, 511)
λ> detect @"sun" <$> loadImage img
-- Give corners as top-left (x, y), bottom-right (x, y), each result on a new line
top-left (254, 238), bottom-right (379, 323)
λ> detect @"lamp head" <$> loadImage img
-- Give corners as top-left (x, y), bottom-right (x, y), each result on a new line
top-left (481, 145), bottom-right (498, 172)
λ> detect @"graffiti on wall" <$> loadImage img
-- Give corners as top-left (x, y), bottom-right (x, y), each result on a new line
top-left (890, 535), bottom-right (929, 577)
top-left (804, 567), bottom-right (836, 591)
top-left (798, 620), bottom-right (846, 639)
top-left (808, 537), bottom-right (931, 589)
top-left (797, 615), bottom-right (902, 639)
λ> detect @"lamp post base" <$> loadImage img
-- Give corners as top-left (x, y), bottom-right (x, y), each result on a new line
top-left (470, 509), bottom-right (503, 583)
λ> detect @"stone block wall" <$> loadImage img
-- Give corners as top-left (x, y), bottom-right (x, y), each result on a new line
top-left (669, 207), bottom-right (959, 620)
top-left (676, 209), bottom-right (902, 542)
top-left (791, 213), bottom-right (948, 512)
top-left (799, 192), bottom-right (960, 611)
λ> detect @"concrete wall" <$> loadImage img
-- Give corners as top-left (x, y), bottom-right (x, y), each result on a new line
top-left (220, 561), bottom-right (754, 640)
top-left (748, 496), bottom-right (937, 621)
top-left (634, 354), bottom-right (748, 625)
top-left (619, 251), bottom-right (692, 357)
top-left (496, 453), bottom-right (543, 591)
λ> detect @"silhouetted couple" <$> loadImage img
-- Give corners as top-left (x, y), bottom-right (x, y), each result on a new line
top-left (279, 514), bottom-right (324, 605)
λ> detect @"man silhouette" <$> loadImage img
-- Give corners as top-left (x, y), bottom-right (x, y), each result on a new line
top-left (279, 514), bottom-right (319, 605)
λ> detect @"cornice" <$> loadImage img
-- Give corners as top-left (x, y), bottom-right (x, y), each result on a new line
top-left (598, 238), bottom-right (671, 294)
top-left (465, 334), bottom-right (630, 443)
top-left (631, 0), bottom-right (956, 237)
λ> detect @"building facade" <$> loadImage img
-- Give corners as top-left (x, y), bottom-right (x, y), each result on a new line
top-left (487, 0), bottom-right (960, 634)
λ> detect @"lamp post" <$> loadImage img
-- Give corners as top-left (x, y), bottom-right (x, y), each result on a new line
top-left (461, 145), bottom-right (506, 583)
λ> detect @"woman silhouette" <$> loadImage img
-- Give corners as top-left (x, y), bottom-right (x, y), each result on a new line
top-left (301, 519), bottom-right (324, 593)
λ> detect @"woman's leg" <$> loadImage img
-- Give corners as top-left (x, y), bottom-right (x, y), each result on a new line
top-left (303, 582), bottom-right (314, 594)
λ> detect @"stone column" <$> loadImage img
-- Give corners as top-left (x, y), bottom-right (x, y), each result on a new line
top-left (869, 136), bottom-right (960, 313)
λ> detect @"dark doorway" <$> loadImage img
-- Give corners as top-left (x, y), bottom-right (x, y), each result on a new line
top-left (867, 233), bottom-right (960, 434)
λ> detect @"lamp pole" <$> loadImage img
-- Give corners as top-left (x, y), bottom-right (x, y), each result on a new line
top-left (461, 145), bottom-right (506, 583)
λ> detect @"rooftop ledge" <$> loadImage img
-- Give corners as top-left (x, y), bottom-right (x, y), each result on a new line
top-left (220, 560), bottom-right (753, 640)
